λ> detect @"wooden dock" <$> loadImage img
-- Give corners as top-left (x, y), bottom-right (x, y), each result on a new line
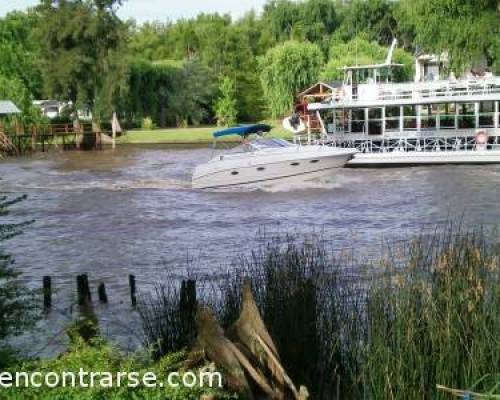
top-left (2, 122), bottom-right (108, 154)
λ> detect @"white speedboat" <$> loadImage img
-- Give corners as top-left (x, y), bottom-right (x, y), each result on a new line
top-left (192, 124), bottom-right (357, 189)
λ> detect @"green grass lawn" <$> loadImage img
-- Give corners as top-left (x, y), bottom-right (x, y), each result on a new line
top-left (117, 124), bottom-right (293, 144)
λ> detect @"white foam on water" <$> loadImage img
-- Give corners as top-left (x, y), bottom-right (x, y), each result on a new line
top-left (199, 173), bottom-right (364, 193)
top-left (5, 179), bottom-right (191, 192)
top-left (256, 177), bottom-right (345, 193)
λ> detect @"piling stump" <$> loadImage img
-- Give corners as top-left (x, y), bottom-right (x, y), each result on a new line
top-left (43, 276), bottom-right (52, 308)
top-left (180, 280), bottom-right (197, 345)
top-left (98, 283), bottom-right (108, 304)
top-left (77, 274), bottom-right (91, 306)
top-left (129, 274), bottom-right (137, 307)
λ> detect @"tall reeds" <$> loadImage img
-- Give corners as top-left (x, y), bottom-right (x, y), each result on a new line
top-left (139, 226), bottom-right (500, 399)
top-left (365, 228), bottom-right (500, 399)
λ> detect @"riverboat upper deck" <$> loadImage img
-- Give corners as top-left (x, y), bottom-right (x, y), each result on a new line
top-left (301, 43), bottom-right (500, 141)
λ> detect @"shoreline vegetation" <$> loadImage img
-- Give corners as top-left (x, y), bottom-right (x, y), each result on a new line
top-left (2, 195), bottom-right (500, 399)
top-left (2, 0), bottom-right (497, 151)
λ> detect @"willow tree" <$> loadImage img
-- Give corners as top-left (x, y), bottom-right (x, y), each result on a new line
top-left (398, 0), bottom-right (500, 73)
top-left (336, 0), bottom-right (397, 46)
top-left (124, 60), bottom-right (181, 127)
top-left (259, 41), bottom-right (323, 118)
top-left (124, 59), bottom-right (216, 127)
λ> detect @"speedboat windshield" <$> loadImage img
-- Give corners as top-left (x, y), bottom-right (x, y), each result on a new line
top-left (249, 138), bottom-right (294, 150)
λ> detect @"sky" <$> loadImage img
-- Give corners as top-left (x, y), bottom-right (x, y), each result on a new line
top-left (0, 0), bottom-right (268, 22)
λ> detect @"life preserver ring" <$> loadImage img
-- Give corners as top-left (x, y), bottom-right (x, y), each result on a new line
top-left (475, 130), bottom-right (488, 145)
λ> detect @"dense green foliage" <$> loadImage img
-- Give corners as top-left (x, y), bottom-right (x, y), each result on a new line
top-left (0, 195), bottom-right (39, 369)
top-left (398, 0), bottom-right (500, 73)
top-left (0, 11), bottom-right (42, 97)
top-left (2, 339), bottom-right (233, 399)
top-left (259, 41), bottom-right (324, 117)
top-left (34, 0), bottom-right (128, 122)
top-left (0, 0), bottom-right (498, 127)
top-left (214, 77), bottom-right (238, 127)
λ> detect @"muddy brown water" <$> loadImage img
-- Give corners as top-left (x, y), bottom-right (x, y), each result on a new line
top-left (1, 145), bottom-right (499, 355)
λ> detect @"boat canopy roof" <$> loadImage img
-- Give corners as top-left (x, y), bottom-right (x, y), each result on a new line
top-left (213, 124), bottom-right (272, 138)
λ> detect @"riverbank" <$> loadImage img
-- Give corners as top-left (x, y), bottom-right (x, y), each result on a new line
top-left (116, 124), bottom-right (293, 145)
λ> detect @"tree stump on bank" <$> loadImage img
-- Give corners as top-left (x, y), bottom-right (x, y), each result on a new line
top-left (188, 279), bottom-right (309, 400)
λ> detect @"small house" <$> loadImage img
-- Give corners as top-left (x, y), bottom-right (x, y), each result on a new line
top-left (296, 81), bottom-right (343, 104)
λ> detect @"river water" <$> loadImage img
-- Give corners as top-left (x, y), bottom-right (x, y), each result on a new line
top-left (1, 145), bottom-right (499, 354)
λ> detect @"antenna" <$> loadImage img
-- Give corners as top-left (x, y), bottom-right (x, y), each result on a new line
top-left (385, 38), bottom-right (398, 65)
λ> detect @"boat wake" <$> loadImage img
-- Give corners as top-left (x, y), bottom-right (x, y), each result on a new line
top-left (256, 177), bottom-right (346, 192)
top-left (5, 178), bottom-right (191, 192)
top-left (201, 174), bottom-right (362, 193)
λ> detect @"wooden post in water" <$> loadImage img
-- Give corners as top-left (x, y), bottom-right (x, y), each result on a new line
top-left (98, 283), bottom-right (108, 304)
top-left (129, 274), bottom-right (137, 307)
top-left (43, 276), bottom-right (52, 309)
top-left (180, 279), bottom-right (197, 345)
top-left (77, 274), bottom-right (91, 306)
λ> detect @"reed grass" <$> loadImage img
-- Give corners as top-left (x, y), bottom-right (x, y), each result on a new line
top-left (138, 226), bottom-right (500, 399)
top-left (365, 228), bottom-right (500, 399)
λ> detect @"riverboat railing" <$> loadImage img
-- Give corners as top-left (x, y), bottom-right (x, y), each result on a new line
top-left (334, 77), bottom-right (500, 106)
top-left (332, 135), bottom-right (500, 153)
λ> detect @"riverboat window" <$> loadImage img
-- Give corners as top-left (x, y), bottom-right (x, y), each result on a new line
top-left (351, 109), bottom-right (365, 133)
top-left (385, 106), bottom-right (400, 132)
top-left (479, 101), bottom-right (495, 127)
top-left (334, 110), bottom-right (347, 133)
top-left (498, 102), bottom-right (500, 126)
top-left (403, 105), bottom-right (417, 130)
top-left (368, 108), bottom-right (382, 119)
top-left (386, 107), bottom-right (400, 118)
top-left (421, 105), bottom-right (437, 130)
top-left (457, 103), bottom-right (475, 129)
top-left (438, 103), bottom-right (456, 129)
top-left (479, 101), bottom-right (494, 113)
top-left (403, 105), bottom-right (417, 116)
top-left (368, 108), bottom-right (383, 135)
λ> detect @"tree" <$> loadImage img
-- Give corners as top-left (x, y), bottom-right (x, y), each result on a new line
top-left (321, 36), bottom-right (414, 82)
top-left (259, 41), bottom-right (323, 118)
top-left (0, 194), bottom-right (39, 368)
top-left (262, 0), bottom-right (338, 50)
top-left (336, 0), bottom-right (397, 46)
top-left (34, 0), bottom-right (128, 122)
top-left (0, 11), bottom-right (43, 98)
top-left (123, 59), bottom-right (182, 127)
top-left (168, 59), bottom-right (217, 126)
top-left (214, 77), bottom-right (238, 127)
top-left (398, 0), bottom-right (499, 72)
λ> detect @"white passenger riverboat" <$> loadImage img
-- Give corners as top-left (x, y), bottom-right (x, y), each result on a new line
top-left (292, 41), bottom-right (500, 166)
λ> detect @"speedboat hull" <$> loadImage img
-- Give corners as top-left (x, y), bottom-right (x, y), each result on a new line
top-left (193, 146), bottom-right (356, 189)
